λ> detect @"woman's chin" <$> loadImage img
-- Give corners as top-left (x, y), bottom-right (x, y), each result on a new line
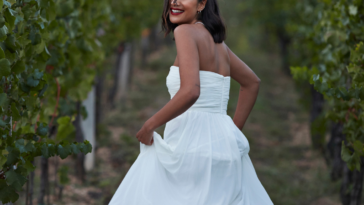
top-left (169, 16), bottom-right (189, 25)
top-left (169, 18), bottom-right (181, 25)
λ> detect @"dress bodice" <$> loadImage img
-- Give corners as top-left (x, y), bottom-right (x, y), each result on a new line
top-left (167, 66), bottom-right (231, 114)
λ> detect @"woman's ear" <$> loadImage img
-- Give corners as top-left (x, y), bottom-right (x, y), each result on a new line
top-left (198, 0), bottom-right (207, 11)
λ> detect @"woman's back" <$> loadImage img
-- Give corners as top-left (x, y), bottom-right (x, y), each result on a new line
top-left (173, 23), bottom-right (231, 77)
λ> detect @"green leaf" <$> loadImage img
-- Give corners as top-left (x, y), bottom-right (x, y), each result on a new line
top-left (12, 60), bottom-right (26, 74)
top-left (24, 141), bottom-right (35, 153)
top-left (5, 169), bottom-right (27, 191)
top-left (341, 142), bottom-right (353, 162)
top-left (11, 102), bottom-right (21, 121)
top-left (77, 141), bottom-right (92, 154)
top-left (0, 15), bottom-right (4, 28)
top-left (19, 156), bottom-right (25, 164)
top-left (0, 119), bottom-right (8, 128)
top-left (4, 49), bottom-right (16, 64)
top-left (349, 5), bottom-right (358, 16)
top-left (48, 144), bottom-right (56, 157)
top-left (0, 25), bottom-right (8, 41)
top-left (22, 2), bottom-right (37, 20)
top-left (4, 34), bottom-right (16, 53)
top-left (0, 154), bottom-right (6, 170)
top-left (347, 63), bottom-right (360, 73)
top-left (5, 147), bottom-right (20, 166)
top-left (57, 116), bottom-right (71, 125)
top-left (312, 74), bottom-right (320, 82)
top-left (0, 46), bottom-right (5, 59)
top-left (57, 144), bottom-right (71, 159)
top-left (17, 33), bottom-right (32, 47)
top-left (4, 8), bottom-right (16, 30)
top-left (56, 116), bottom-right (75, 141)
top-left (15, 139), bottom-right (26, 154)
top-left (38, 83), bottom-right (48, 97)
top-left (34, 39), bottom-right (45, 54)
top-left (22, 160), bottom-right (35, 173)
top-left (353, 141), bottom-right (363, 153)
top-left (26, 77), bottom-right (40, 87)
top-left (0, 178), bottom-right (6, 189)
top-left (0, 93), bottom-right (7, 107)
top-left (353, 73), bottom-right (364, 83)
top-left (42, 3), bottom-right (57, 21)
top-left (0, 179), bottom-right (19, 203)
top-left (29, 31), bottom-right (41, 45)
top-left (41, 143), bottom-right (49, 158)
top-left (40, 0), bottom-right (49, 8)
top-left (81, 105), bottom-right (88, 119)
top-left (25, 96), bottom-right (36, 110)
top-left (3, 1), bottom-right (11, 7)
top-left (36, 122), bottom-right (48, 137)
top-left (6, 0), bottom-right (15, 5)
top-left (290, 66), bottom-right (309, 81)
top-left (82, 140), bottom-right (92, 153)
top-left (33, 69), bottom-right (44, 80)
top-left (20, 82), bottom-right (30, 93)
top-left (0, 59), bottom-right (11, 78)
top-left (70, 143), bottom-right (80, 154)
top-left (77, 142), bottom-right (85, 153)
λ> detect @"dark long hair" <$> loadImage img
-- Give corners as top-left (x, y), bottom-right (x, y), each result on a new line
top-left (162, 0), bottom-right (226, 43)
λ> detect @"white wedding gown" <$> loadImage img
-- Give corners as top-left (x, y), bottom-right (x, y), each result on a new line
top-left (109, 65), bottom-right (274, 205)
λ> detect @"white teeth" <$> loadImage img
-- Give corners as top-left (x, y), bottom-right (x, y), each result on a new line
top-left (172, 9), bottom-right (183, 13)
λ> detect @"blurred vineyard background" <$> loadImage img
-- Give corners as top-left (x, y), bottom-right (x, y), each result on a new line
top-left (0, 0), bottom-right (363, 205)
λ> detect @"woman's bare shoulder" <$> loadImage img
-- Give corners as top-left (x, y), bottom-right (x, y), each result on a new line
top-left (221, 41), bottom-right (238, 59)
top-left (174, 24), bottom-right (201, 41)
top-left (221, 41), bottom-right (231, 52)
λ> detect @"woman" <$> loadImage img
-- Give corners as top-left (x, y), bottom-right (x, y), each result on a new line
top-left (109, 0), bottom-right (274, 204)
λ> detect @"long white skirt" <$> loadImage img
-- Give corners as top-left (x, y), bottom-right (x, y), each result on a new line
top-left (109, 110), bottom-right (274, 205)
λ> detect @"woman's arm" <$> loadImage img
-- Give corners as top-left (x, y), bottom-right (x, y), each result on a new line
top-left (136, 25), bottom-right (201, 145)
top-left (225, 43), bottom-right (261, 130)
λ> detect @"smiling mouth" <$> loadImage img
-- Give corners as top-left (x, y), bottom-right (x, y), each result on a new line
top-left (171, 8), bottom-right (184, 15)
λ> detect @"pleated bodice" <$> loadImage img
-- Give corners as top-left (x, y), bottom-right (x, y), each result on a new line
top-left (167, 66), bottom-right (231, 115)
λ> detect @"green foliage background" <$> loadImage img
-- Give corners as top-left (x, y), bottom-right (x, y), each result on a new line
top-left (290, 0), bottom-right (364, 171)
top-left (232, 0), bottom-right (364, 172)
top-left (0, 0), bottom-right (161, 203)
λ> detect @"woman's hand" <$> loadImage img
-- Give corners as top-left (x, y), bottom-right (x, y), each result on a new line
top-left (136, 121), bottom-right (154, 145)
